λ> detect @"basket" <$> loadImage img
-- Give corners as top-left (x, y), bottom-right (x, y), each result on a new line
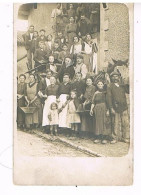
top-left (20, 107), bottom-right (37, 114)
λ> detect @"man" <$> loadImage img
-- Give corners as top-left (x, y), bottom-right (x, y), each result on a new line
top-left (24, 25), bottom-right (35, 70)
top-left (77, 14), bottom-right (92, 39)
top-left (74, 54), bottom-right (88, 79)
top-left (36, 29), bottom-right (47, 48)
top-left (33, 41), bottom-right (48, 72)
top-left (71, 72), bottom-right (86, 98)
top-left (106, 71), bottom-right (130, 144)
top-left (51, 3), bottom-right (63, 35)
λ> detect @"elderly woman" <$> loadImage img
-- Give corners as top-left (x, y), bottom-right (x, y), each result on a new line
top-left (42, 76), bottom-right (59, 132)
top-left (24, 74), bottom-right (42, 130)
top-left (17, 74), bottom-right (27, 129)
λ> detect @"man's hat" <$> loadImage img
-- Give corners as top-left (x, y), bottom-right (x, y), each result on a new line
top-left (40, 29), bottom-right (46, 32)
top-left (76, 54), bottom-right (83, 59)
top-left (110, 71), bottom-right (120, 77)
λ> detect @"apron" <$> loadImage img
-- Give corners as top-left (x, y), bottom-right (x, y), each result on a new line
top-left (42, 95), bottom-right (56, 126)
top-left (58, 94), bottom-right (69, 128)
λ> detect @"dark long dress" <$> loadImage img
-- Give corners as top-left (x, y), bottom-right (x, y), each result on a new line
top-left (81, 85), bottom-right (96, 134)
top-left (92, 91), bottom-right (110, 136)
top-left (17, 83), bottom-right (26, 126)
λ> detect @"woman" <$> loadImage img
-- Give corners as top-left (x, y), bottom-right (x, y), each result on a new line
top-left (57, 56), bottom-right (75, 83)
top-left (57, 73), bottom-right (72, 129)
top-left (90, 80), bottom-right (111, 144)
top-left (82, 33), bottom-right (98, 73)
top-left (81, 77), bottom-right (96, 136)
top-left (17, 74), bottom-right (27, 129)
top-left (42, 76), bottom-right (59, 131)
top-left (24, 74), bottom-right (43, 129)
top-left (65, 16), bottom-right (77, 47)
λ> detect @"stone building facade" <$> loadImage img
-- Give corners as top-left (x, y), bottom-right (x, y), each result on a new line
top-left (18, 3), bottom-right (131, 75)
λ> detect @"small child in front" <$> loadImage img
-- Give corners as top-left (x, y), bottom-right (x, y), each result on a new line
top-left (68, 90), bottom-right (81, 135)
top-left (48, 102), bottom-right (59, 136)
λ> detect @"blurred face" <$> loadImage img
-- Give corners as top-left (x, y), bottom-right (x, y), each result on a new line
top-left (70, 4), bottom-right (73, 9)
top-left (63, 45), bottom-right (68, 51)
top-left (71, 91), bottom-right (76, 99)
top-left (52, 104), bottom-right (57, 110)
top-left (86, 78), bottom-right (93, 86)
top-left (19, 76), bottom-right (25, 83)
top-left (70, 17), bottom-right (74, 23)
top-left (97, 81), bottom-right (104, 89)
top-left (112, 75), bottom-right (120, 83)
top-left (29, 75), bottom-right (35, 83)
top-left (54, 43), bottom-right (59, 49)
top-left (34, 32), bottom-right (38, 37)
top-left (77, 57), bottom-right (83, 64)
top-left (29, 26), bottom-right (34, 33)
top-left (50, 76), bottom-right (56, 85)
top-left (46, 71), bottom-right (52, 79)
top-left (74, 36), bottom-right (79, 43)
top-left (49, 56), bottom-right (54, 63)
top-left (39, 42), bottom-right (44, 49)
top-left (63, 75), bottom-right (70, 83)
top-left (75, 73), bottom-right (82, 81)
top-left (81, 15), bottom-right (85, 21)
top-left (86, 34), bottom-right (91, 41)
top-left (58, 32), bottom-right (63, 38)
top-left (47, 35), bottom-right (52, 41)
top-left (65, 58), bottom-right (71, 66)
top-left (40, 30), bottom-right (45, 36)
top-left (57, 3), bottom-right (61, 9)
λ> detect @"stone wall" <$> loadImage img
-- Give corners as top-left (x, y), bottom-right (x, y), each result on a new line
top-left (104, 3), bottom-right (129, 64)
top-left (28, 3), bottom-right (57, 35)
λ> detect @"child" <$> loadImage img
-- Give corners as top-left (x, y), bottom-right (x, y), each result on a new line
top-left (68, 90), bottom-right (81, 135)
top-left (90, 80), bottom-right (110, 144)
top-left (48, 102), bottom-right (59, 136)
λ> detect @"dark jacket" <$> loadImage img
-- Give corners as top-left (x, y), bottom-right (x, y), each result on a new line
top-left (106, 83), bottom-right (129, 113)
top-left (57, 64), bottom-right (75, 82)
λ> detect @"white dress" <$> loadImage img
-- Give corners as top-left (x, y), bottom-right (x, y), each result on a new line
top-left (58, 94), bottom-right (69, 128)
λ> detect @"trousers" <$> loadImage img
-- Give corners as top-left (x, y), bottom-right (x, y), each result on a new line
top-left (111, 110), bottom-right (130, 141)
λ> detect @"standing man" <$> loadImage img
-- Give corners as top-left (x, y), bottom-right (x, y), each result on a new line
top-left (106, 71), bottom-right (130, 144)
top-left (24, 25), bottom-right (35, 70)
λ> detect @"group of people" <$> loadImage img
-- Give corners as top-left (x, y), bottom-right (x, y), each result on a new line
top-left (17, 3), bottom-right (130, 144)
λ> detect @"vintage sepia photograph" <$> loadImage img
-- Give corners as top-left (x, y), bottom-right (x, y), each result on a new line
top-left (14, 3), bottom-right (133, 185)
